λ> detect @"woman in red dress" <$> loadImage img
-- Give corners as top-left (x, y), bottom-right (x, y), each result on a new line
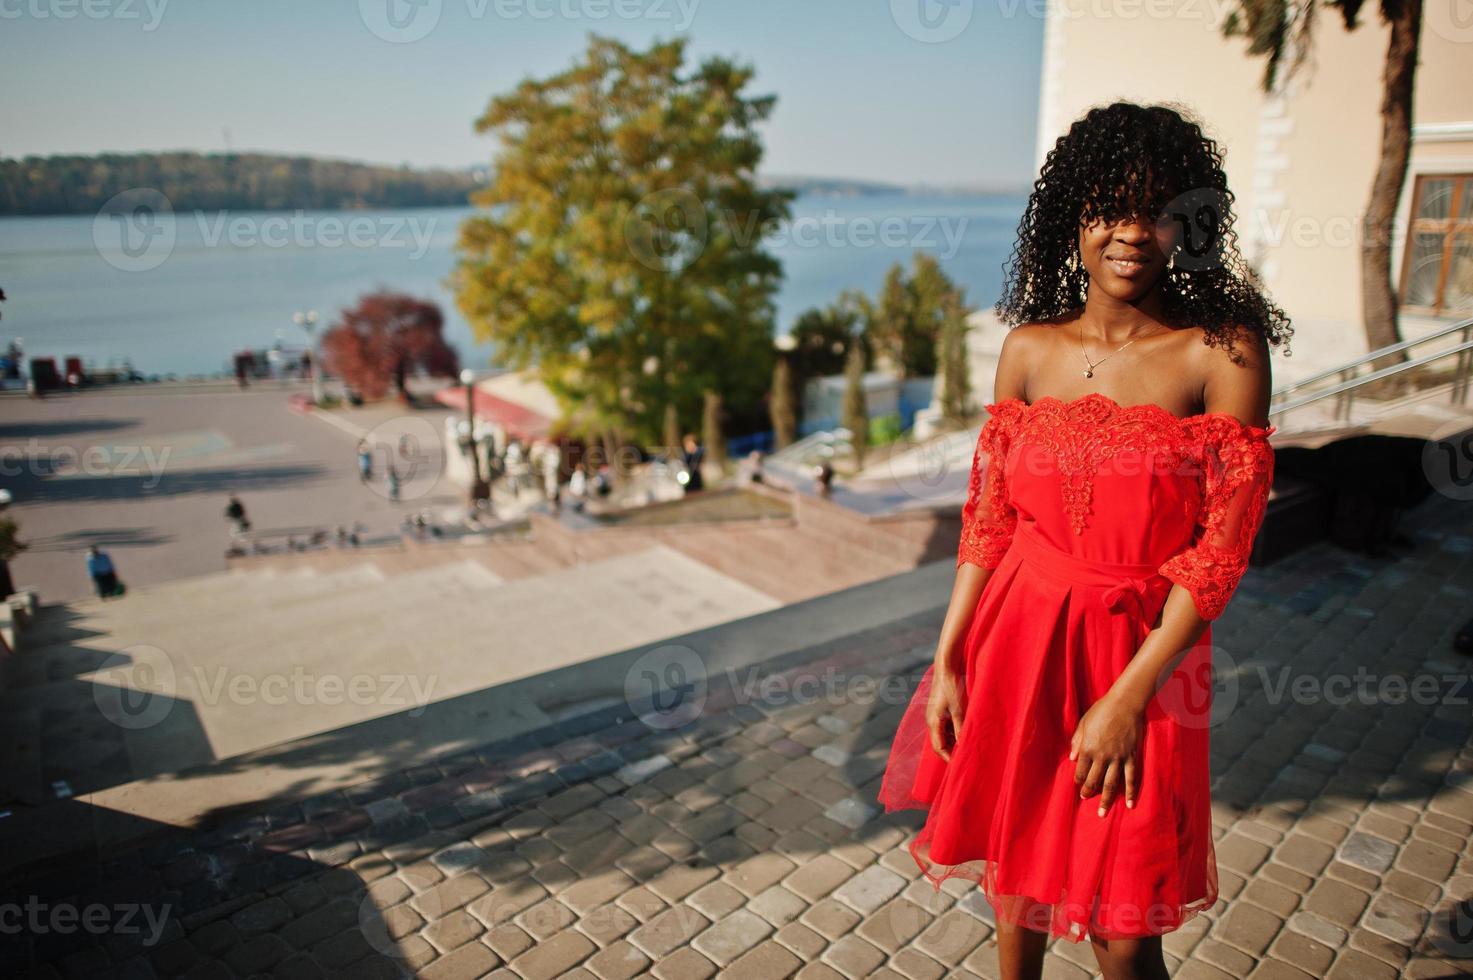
top-left (879, 102), bottom-right (1294, 979)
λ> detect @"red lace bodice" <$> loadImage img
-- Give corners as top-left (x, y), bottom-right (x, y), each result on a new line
top-left (957, 392), bottom-right (1276, 621)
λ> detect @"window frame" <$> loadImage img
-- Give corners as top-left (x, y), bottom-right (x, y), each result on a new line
top-left (1398, 173), bottom-right (1473, 317)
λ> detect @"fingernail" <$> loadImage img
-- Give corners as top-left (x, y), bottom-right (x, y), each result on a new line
top-left (1127, 800), bottom-right (1135, 809)
top-left (1097, 806), bottom-right (1106, 817)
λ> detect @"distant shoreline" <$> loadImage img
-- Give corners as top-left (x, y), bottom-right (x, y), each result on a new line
top-left (0, 151), bottom-right (1027, 217)
top-left (0, 151), bottom-right (481, 217)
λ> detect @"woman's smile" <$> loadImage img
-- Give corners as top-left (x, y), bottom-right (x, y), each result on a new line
top-left (1104, 252), bottom-right (1153, 279)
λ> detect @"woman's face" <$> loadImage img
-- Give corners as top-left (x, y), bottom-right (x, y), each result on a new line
top-left (1077, 211), bottom-right (1176, 303)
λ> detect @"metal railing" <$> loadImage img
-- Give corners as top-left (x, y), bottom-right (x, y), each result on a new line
top-left (1270, 315), bottom-right (1473, 424)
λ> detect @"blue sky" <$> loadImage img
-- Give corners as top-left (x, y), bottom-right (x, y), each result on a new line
top-left (0, 0), bottom-right (1044, 187)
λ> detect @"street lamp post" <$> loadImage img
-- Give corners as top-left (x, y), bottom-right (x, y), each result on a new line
top-left (293, 310), bottom-right (322, 406)
top-left (460, 369), bottom-right (490, 509)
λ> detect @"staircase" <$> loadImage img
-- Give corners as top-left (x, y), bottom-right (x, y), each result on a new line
top-left (0, 479), bottom-right (965, 815)
top-left (1269, 315), bottom-right (1473, 444)
top-left (9, 321), bottom-right (1461, 819)
top-left (0, 547), bottom-right (782, 809)
top-left (1255, 315), bottom-right (1473, 563)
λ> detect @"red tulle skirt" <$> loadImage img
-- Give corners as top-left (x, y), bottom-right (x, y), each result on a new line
top-left (878, 524), bottom-right (1220, 943)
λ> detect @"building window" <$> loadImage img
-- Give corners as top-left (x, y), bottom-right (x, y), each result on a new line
top-left (1400, 174), bottom-right (1473, 316)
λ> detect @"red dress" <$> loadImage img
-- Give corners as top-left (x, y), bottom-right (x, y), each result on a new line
top-left (879, 391), bottom-right (1276, 943)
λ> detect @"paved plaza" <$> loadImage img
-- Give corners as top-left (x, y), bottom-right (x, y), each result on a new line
top-left (3, 488), bottom-right (1471, 977)
top-left (0, 383), bottom-right (460, 601)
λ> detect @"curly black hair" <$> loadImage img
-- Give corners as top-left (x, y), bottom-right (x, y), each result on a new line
top-left (996, 101), bottom-right (1293, 359)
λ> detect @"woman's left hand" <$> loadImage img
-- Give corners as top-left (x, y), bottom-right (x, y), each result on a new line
top-left (1070, 692), bottom-right (1144, 816)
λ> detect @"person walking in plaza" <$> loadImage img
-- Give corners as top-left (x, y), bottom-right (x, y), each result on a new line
top-left (224, 494), bottom-right (250, 535)
top-left (357, 440), bottom-right (373, 482)
top-left (679, 432), bottom-right (705, 495)
top-left (541, 439), bottom-right (562, 504)
top-left (568, 462), bottom-right (588, 513)
top-left (878, 101), bottom-right (1291, 979)
top-left (85, 546), bottom-right (121, 599)
top-left (504, 439), bottom-right (524, 500)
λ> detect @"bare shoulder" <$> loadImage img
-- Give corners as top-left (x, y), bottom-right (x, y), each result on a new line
top-left (1002, 318), bottom-right (1063, 350)
top-left (993, 318), bottom-right (1068, 401)
top-left (1001, 312), bottom-right (1082, 367)
top-left (1193, 326), bottom-right (1273, 426)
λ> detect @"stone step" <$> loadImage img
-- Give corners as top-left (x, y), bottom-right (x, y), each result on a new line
top-left (16, 545), bottom-right (783, 784)
top-left (87, 559), bottom-right (506, 659)
top-left (47, 564), bottom-right (390, 643)
top-left (79, 564), bottom-right (315, 614)
top-left (661, 524), bottom-right (908, 604)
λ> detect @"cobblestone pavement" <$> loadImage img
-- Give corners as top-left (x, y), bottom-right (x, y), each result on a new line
top-left (4, 493), bottom-right (1472, 979)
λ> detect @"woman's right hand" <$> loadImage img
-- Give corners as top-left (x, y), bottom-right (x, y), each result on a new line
top-left (925, 659), bottom-right (966, 761)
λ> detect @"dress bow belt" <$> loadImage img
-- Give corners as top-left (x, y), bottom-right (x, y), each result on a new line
top-left (1100, 575), bottom-right (1175, 624)
top-left (1008, 523), bottom-right (1174, 629)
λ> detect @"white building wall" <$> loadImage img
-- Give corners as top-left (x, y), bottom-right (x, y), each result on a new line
top-left (1033, 5), bottom-right (1473, 384)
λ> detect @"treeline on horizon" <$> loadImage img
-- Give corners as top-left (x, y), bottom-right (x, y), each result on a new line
top-left (0, 152), bottom-right (483, 216)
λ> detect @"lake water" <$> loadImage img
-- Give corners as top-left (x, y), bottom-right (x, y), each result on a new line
top-left (0, 193), bottom-right (1026, 376)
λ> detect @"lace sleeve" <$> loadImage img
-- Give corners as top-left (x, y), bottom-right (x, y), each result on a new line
top-left (1158, 415), bottom-right (1276, 621)
top-left (957, 399), bottom-right (1023, 570)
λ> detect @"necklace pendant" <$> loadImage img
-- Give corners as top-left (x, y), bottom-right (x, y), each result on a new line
top-left (1083, 369), bottom-right (1093, 378)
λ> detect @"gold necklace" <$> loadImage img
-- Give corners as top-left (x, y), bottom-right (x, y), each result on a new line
top-left (1078, 323), bottom-right (1163, 378)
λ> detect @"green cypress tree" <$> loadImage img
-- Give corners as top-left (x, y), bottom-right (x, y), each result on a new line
top-left (842, 343), bottom-right (869, 470)
top-left (939, 291), bottom-right (972, 425)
